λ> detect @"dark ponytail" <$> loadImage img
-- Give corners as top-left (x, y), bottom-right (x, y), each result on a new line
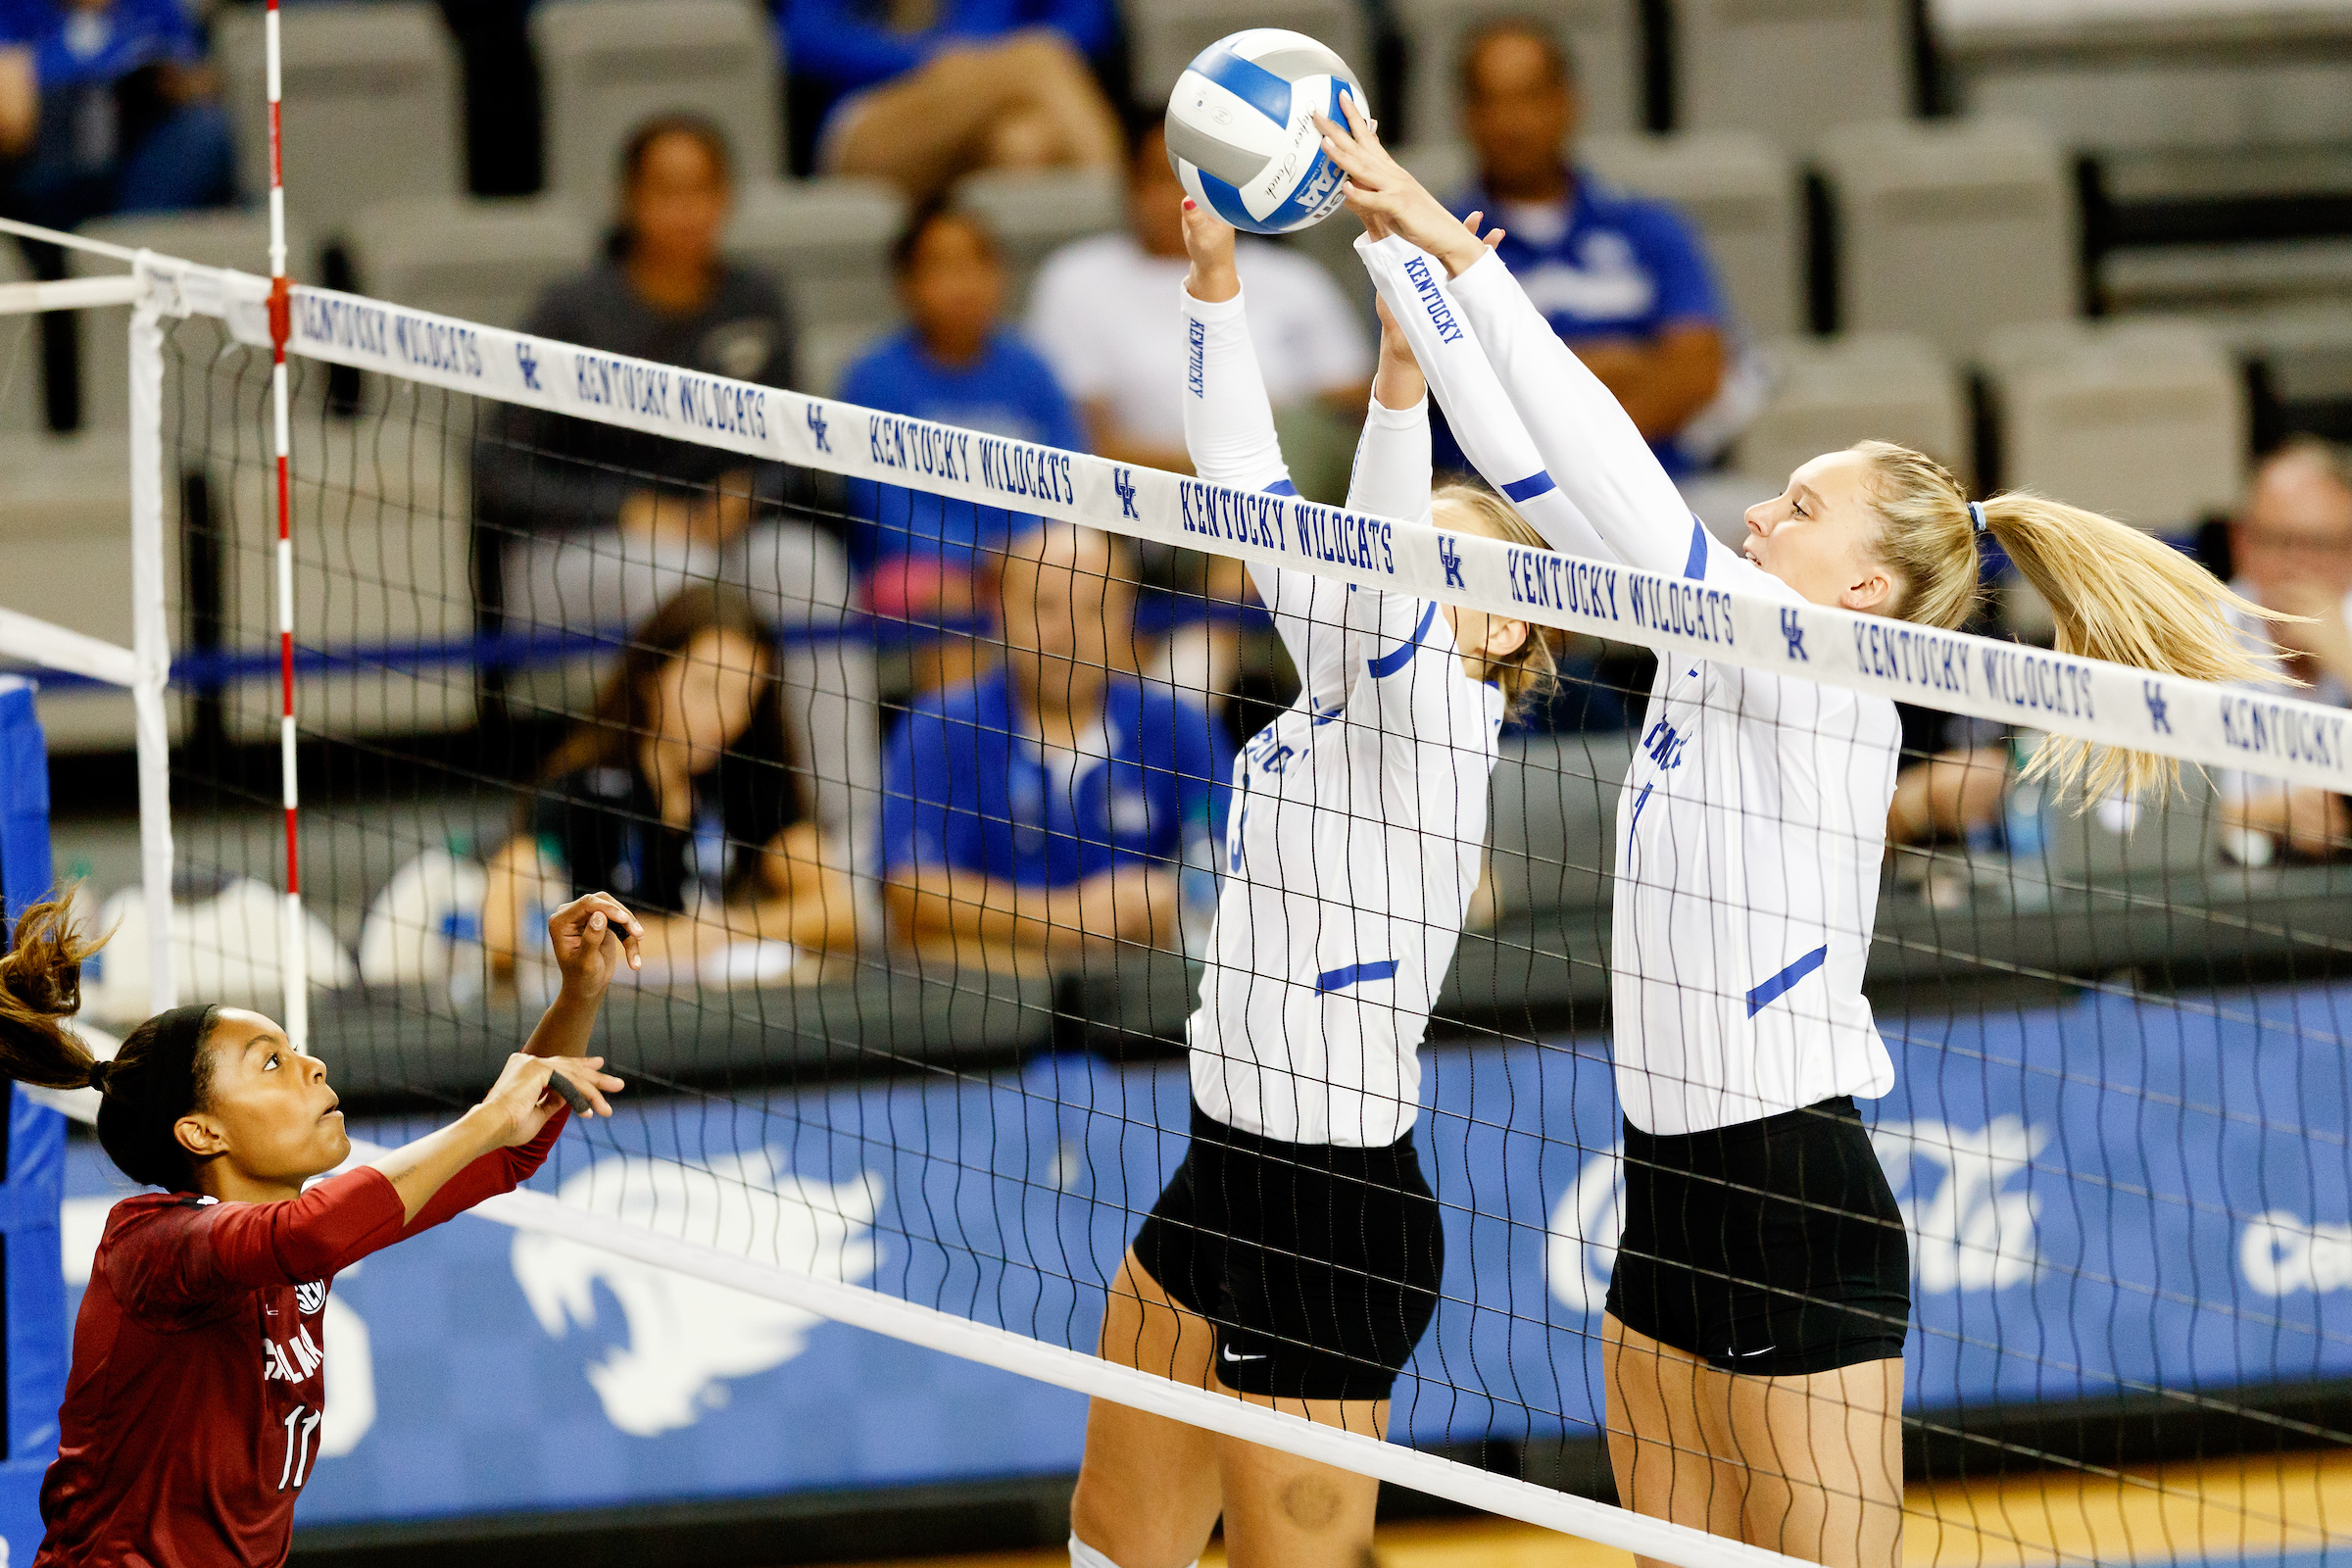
top-left (0, 894), bottom-right (220, 1192)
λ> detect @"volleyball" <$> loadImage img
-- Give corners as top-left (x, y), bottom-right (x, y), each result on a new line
top-left (1164, 28), bottom-right (1366, 235)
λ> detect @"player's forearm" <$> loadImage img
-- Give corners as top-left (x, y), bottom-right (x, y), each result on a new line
top-left (1440, 248), bottom-right (1691, 572)
top-left (518, 985), bottom-right (605, 1061)
top-left (368, 1107), bottom-right (511, 1225)
top-left (1181, 288), bottom-right (1290, 492)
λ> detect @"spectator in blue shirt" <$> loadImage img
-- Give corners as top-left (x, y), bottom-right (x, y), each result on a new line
top-left (780, 0), bottom-right (1120, 202)
top-left (882, 519), bottom-right (1230, 967)
top-left (839, 200), bottom-right (1086, 689)
top-left (1444, 18), bottom-right (1726, 477)
top-left (0, 0), bottom-right (232, 231)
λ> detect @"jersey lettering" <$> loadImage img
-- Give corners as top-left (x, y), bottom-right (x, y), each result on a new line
top-left (1642, 717), bottom-right (1689, 770)
top-left (264, 1323), bottom-right (323, 1382)
top-left (276, 1404), bottom-right (323, 1492)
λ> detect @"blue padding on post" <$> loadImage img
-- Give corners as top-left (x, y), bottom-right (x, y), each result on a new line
top-left (1501, 470), bottom-right (1557, 503)
top-left (0, 678), bottom-right (51, 925)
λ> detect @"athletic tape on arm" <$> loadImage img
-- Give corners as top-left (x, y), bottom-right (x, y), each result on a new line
top-left (153, 262), bottom-right (2347, 795)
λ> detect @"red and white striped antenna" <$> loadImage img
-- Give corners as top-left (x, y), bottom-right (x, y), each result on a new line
top-left (263, 0), bottom-right (308, 1052)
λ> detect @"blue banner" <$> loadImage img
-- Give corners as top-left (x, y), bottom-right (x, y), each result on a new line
top-left (55, 984), bottom-right (2352, 1527)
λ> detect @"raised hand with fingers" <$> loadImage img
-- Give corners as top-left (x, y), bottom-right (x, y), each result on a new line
top-left (547, 891), bottom-right (644, 998)
top-left (1313, 94), bottom-right (1502, 277)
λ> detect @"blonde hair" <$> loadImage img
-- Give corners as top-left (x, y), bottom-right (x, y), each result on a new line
top-left (1433, 481), bottom-right (1566, 717)
top-left (1853, 439), bottom-right (2287, 799)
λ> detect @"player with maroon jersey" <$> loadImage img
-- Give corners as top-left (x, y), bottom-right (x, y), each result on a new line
top-left (0, 887), bottom-right (641, 1568)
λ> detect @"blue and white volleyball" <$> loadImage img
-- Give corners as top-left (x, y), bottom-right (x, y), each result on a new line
top-left (1164, 28), bottom-right (1365, 236)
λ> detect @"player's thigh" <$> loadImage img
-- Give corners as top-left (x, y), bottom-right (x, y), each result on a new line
top-left (1071, 1251), bottom-right (1223, 1568)
top-left (1213, 1395), bottom-right (1386, 1568)
top-left (1604, 1312), bottom-right (1747, 1555)
top-left (1720, 1356), bottom-right (1904, 1568)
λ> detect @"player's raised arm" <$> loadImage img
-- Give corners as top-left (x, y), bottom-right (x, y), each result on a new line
top-left (1322, 96), bottom-right (1705, 581)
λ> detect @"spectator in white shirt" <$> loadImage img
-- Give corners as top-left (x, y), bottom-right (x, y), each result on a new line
top-left (2223, 437), bottom-right (2352, 858)
top-left (1026, 117), bottom-right (1372, 707)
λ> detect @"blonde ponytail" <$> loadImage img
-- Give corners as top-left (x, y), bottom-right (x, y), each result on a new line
top-left (1855, 440), bottom-right (2289, 800)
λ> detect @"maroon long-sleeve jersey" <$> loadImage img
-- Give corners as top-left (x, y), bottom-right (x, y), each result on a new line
top-left (33, 1112), bottom-right (566, 1568)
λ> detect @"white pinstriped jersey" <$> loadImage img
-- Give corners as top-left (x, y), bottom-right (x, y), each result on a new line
top-left (1361, 234), bottom-right (1898, 1136)
top-left (1179, 289), bottom-right (1505, 1148)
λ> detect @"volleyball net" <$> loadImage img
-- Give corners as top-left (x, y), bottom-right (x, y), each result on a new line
top-left (10, 244), bottom-right (2352, 1566)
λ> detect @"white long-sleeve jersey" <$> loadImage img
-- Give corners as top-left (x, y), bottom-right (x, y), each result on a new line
top-left (1360, 235), bottom-right (1898, 1137)
top-left (1179, 287), bottom-right (1505, 1148)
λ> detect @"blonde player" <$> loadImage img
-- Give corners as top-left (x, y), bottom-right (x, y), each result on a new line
top-left (1066, 204), bottom-right (1566, 1568)
top-left (1315, 95), bottom-right (2283, 1568)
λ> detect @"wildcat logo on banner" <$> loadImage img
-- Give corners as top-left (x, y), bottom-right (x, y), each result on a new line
top-left (511, 1151), bottom-right (882, 1436)
top-left (1544, 1116), bottom-right (2048, 1311)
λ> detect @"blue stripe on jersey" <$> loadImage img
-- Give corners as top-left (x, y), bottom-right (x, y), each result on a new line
top-left (1502, 469), bottom-right (1557, 503)
top-left (1745, 945), bottom-right (1829, 1017)
top-left (1366, 600), bottom-right (1439, 678)
top-left (1683, 516), bottom-right (1710, 580)
top-left (1316, 958), bottom-right (1399, 994)
top-left (1264, 478), bottom-right (1299, 497)
top-left (1310, 702), bottom-right (1345, 725)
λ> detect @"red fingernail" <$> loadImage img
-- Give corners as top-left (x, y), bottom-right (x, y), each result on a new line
top-left (1182, 199), bottom-right (1196, 211)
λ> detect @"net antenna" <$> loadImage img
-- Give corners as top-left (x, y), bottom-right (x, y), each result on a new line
top-left (262, 0), bottom-right (308, 1051)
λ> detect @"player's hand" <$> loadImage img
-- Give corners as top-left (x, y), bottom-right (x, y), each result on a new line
top-left (547, 893), bottom-right (643, 998)
top-left (1315, 93), bottom-right (1487, 277)
top-left (479, 1052), bottom-right (624, 1144)
top-left (1180, 198), bottom-right (1240, 304)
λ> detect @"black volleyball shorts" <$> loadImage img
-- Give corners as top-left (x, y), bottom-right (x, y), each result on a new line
top-left (1132, 1103), bottom-right (1444, 1401)
top-left (1605, 1096), bottom-right (1910, 1378)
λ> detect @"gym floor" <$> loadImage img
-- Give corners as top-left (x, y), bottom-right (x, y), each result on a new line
top-left (824, 1447), bottom-right (2352, 1568)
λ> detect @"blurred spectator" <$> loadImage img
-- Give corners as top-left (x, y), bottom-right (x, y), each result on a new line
top-left (1886, 707), bottom-right (2008, 847)
top-left (839, 201), bottom-right (1084, 691)
top-left (1445, 18), bottom-right (1726, 477)
top-left (881, 520), bottom-right (1229, 968)
top-left (476, 113), bottom-right (879, 864)
top-left (483, 587), bottom-right (859, 980)
top-left (2221, 437), bottom-right (2352, 858)
top-left (0, 0), bottom-right (232, 230)
top-left (782, 0), bottom-right (1121, 202)
top-left (1027, 117), bottom-right (1371, 707)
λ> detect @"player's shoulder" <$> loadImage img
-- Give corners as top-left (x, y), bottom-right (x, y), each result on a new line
top-left (95, 1192), bottom-right (214, 1266)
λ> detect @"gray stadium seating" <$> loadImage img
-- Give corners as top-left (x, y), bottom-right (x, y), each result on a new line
top-left (952, 168), bottom-right (1124, 316)
top-left (1584, 131), bottom-right (1799, 339)
top-left (0, 433), bottom-right (167, 752)
top-left (0, 241), bottom-right (44, 438)
top-left (1813, 117), bottom-right (2074, 358)
top-left (1392, 0), bottom-right (1641, 141)
top-left (1399, 133), bottom-right (1801, 339)
top-left (214, 3), bottom-right (463, 239)
top-left (1733, 333), bottom-right (1968, 488)
top-left (218, 415), bottom-right (476, 743)
top-left (532, 0), bottom-right (782, 215)
top-left (345, 197), bottom-right (596, 330)
top-left (1484, 731), bottom-right (1630, 919)
top-left (70, 212), bottom-right (317, 434)
top-left (724, 177), bottom-right (907, 396)
top-left (1120, 0), bottom-right (1370, 107)
top-left (1677, 0), bottom-right (1907, 143)
top-left (1980, 317), bottom-right (2244, 533)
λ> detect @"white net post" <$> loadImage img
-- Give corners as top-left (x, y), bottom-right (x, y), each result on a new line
top-left (127, 256), bottom-right (175, 1013)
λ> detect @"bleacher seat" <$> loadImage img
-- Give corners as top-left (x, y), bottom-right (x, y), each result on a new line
top-left (0, 242), bottom-right (45, 437)
top-left (1121, 0), bottom-right (1369, 108)
top-left (1814, 117), bottom-right (2074, 358)
top-left (0, 433), bottom-right (169, 751)
top-left (1981, 317), bottom-right (2244, 532)
top-left (219, 417), bottom-right (476, 742)
top-left (71, 213), bottom-right (317, 433)
top-left (532, 0), bottom-right (782, 214)
top-left (1399, 134), bottom-right (1800, 339)
top-left (214, 3), bottom-right (463, 239)
top-left (1733, 334), bottom-right (1968, 488)
top-left (1392, 0), bottom-right (1640, 141)
top-left (953, 168), bottom-right (1123, 314)
top-left (346, 198), bottom-right (595, 329)
top-left (1584, 131), bottom-right (1799, 339)
top-left (1677, 0), bottom-right (1906, 143)
top-left (725, 178), bottom-right (906, 396)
